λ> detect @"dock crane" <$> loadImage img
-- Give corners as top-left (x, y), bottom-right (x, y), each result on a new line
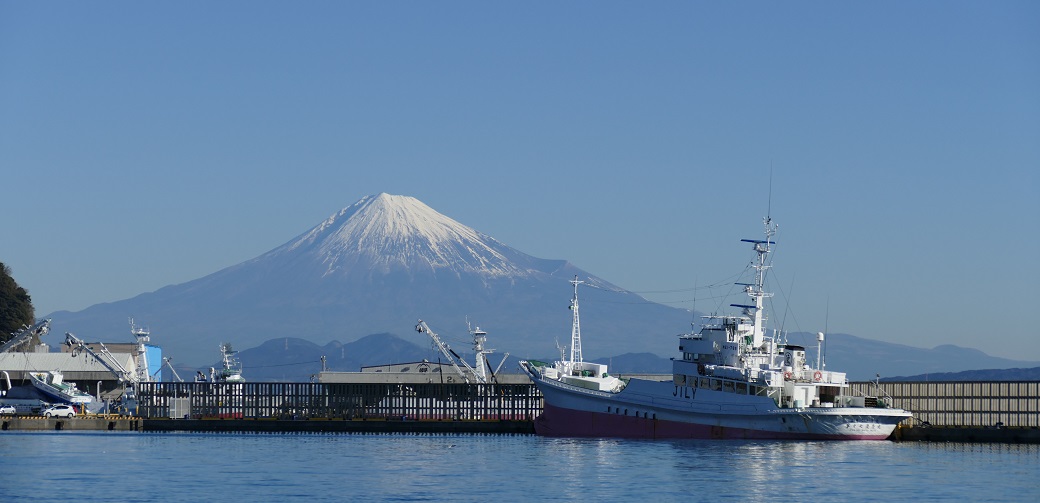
top-left (415, 320), bottom-right (507, 385)
top-left (0, 319), bottom-right (50, 354)
top-left (156, 357), bottom-right (184, 383)
top-left (64, 332), bottom-right (140, 411)
top-left (416, 320), bottom-right (484, 384)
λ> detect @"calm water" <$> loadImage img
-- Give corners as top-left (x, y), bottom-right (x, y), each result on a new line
top-left (1, 432), bottom-right (1037, 502)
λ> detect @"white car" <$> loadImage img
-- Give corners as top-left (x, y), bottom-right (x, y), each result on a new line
top-left (43, 404), bottom-right (76, 418)
top-left (0, 405), bottom-right (16, 415)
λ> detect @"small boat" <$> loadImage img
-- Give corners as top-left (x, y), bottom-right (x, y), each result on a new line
top-left (520, 216), bottom-right (912, 440)
top-left (29, 370), bottom-right (93, 404)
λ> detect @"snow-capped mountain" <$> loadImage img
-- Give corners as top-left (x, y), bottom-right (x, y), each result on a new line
top-left (43, 194), bottom-right (693, 366)
top-left (275, 193), bottom-right (531, 279)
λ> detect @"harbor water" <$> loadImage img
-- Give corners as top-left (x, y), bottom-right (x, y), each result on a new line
top-left (1, 432), bottom-right (1037, 502)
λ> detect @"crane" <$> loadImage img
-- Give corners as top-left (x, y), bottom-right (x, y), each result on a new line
top-left (415, 320), bottom-right (483, 384)
top-left (0, 319), bottom-right (50, 354)
top-left (156, 357), bottom-right (184, 383)
top-left (64, 332), bottom-right (140, 409)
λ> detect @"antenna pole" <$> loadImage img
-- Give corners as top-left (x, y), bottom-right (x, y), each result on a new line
top-left (823, 296), bottom-right (829, 369)
top-left (767, 163), bottom-right (773, 220)
top-left (569, 276), bottom-right (585, 367)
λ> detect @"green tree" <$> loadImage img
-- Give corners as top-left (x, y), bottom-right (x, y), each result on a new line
top-left (1, 262), bottom-right (36, 347)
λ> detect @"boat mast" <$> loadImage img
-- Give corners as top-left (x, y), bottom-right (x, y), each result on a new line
top-left (468, 320), bottom-right (493, 384)
top-left (739, 217), bottom-right (776, 348)
top-left (568, 276), bottom-right (584, 368)
top-left (129, 318), bottom-right (151, 383)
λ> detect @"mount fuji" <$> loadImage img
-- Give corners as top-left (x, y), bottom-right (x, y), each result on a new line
top-left (43, 194), bottom-right (693, 367)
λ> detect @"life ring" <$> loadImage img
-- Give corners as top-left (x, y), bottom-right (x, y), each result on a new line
top-left (813, 371), bottom-right (822, 382)
top-left (783, 371), bottom-right (791, 379)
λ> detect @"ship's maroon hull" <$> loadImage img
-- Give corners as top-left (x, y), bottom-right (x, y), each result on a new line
top-left (534, 403), bottom-right (894, 440)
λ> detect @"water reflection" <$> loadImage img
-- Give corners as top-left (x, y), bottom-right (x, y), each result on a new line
top-left (1, 433), bottom-right (1037, 502)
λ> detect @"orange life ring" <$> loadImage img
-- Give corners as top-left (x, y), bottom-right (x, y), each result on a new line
top-left (813, 371), bottom-right (822, 382)
top-left (783, 371), bottom-right (791, 379)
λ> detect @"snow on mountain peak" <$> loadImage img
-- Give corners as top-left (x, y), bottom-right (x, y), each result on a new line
top-left (282, 193), bottom-right (529, 278)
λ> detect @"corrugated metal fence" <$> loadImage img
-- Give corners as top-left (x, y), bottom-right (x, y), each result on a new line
top-left (850, 381), bottom-right (1040, 427)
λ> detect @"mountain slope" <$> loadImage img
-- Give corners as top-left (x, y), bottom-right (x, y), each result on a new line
top-left (44, 193), bottom-right (693, 366)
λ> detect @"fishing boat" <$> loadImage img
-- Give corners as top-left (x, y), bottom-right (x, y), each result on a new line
top-left (211, 343), bottom-right (245, 383)
top-left (29, 370), bottom-right (93, 404)
top-left (520, 217), bottom-right (912, 440)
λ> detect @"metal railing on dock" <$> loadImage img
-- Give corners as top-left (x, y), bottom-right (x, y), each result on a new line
top-left (136, 382), bottom-right (544, 421)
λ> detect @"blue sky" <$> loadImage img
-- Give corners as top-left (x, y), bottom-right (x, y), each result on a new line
top-left (2, 2), bottom-right (1038, 361)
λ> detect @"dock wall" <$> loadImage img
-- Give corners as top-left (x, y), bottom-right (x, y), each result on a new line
top-left (142, 418), bottom-right (534, 434)
top-left (1, 416), bottom-right (140, 431)
top-left (849, 381), bottom-right (1040, 428)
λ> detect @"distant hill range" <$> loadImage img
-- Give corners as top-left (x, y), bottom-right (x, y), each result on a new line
top-left (41, 193), bottom-right (1040, 382)
top-left (881, 368), bottom-right (1040, 382)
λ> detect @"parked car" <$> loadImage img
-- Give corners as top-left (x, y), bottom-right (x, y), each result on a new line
top-left (43, 404), bottom-right (76, 418)
top-left (0, 405), bottom-right (16, 415)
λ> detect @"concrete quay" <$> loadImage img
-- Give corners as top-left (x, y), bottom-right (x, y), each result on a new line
top-left (895, 425), bottom-right (1040, 443)
top-left (3, 415), bottom-right (1039, 443)
top-left (143, 417), bottom-right (535, 434)
top-left (1, 415), bottom-right (141, 431)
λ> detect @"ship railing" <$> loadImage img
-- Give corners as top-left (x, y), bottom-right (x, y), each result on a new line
top-left (841, 382), bottom-right (898, 409)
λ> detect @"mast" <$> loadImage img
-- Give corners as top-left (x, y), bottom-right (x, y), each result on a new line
top-left (129, 318), bottom-right (151, 383)
top-left (469, 321), bottom-right (492, 384)
top-left (738, 217), bottom-right (777, 348)
top-left (568, 276), bottom-right (584, 368)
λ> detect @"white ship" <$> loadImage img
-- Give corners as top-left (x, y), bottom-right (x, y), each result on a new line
top-left (520, 217), bottom-right (912, 440)
top-left (212, 343), bottom-right (245, 383)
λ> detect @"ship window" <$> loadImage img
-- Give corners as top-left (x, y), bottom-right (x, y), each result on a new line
top-left (607, 406), bottom-right (612, 413)
top-left (699, 377), bottom-right (710, 388)
top-left (712, 379), bottom-right (722, 391)
top-left (690, 376), bottom-right (698, 388)
top-left (624, 409), bottom-right (628, 416)
top-left (736, 383), bottom-right (747, 394)
top-left (722, 381), bottom-right (735, 393)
